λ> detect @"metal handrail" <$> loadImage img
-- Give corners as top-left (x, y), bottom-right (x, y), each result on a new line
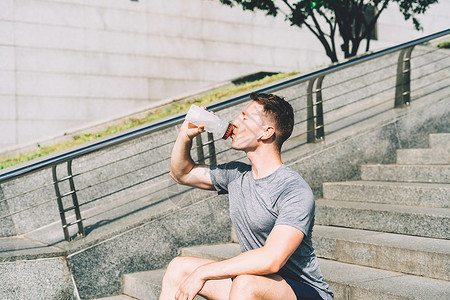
top-left (0, 28), bottom-right (449, 184)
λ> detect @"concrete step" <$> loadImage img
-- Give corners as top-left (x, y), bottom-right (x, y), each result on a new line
top-left (320, 258), bottom-right (450, 300)
top-left (429, 133), bottom-right (450, 149)
top-left (89, 295), bottom-right (137, 300)
top-left (122, 244), bottom-right (450, 300)
top-left (316, 199), bottom-right (450, 239)
top-left (322, 181), bottom-right (449, 208)
top-left (181, 242), bottom-right (241, 260)
top-left (360, 164), bottom-right (450, 183)
top-left (313, 225), bottom-right (450, 281)
top-left (122, 269), bottom-right (206, 300)
top-left (396, 148), bottom-right (449, 164)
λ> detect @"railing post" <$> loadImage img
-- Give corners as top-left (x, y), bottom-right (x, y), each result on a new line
top-left (307, 76), bottom-right (326, 143)
top-left (195, 135), bottom-right (205, 164)
top-left (395, 46), bottom-right (414, 108)
top-left (52, 161), bottom-right (84, 241)
top-left (207, 133), bottom-right (217, 165)
top-left (315, 76), bottom-right (325, 140)
top-left (52, 165), bottom-right (70, 241)
top-left (67, 161), bottom-right (85, 238)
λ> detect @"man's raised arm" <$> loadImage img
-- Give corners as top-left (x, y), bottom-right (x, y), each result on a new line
top-left (170, 120), bottom-right (215, 191)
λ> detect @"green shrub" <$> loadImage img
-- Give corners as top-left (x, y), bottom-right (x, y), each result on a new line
top-left (437, 41), bottom-right (450, 49)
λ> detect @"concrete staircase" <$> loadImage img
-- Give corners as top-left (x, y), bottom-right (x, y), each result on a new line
top-left (95, 133), bottom-right (450, 300)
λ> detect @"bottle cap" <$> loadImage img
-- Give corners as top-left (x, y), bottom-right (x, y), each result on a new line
top-left (222, 123), bottom-right (235, 140)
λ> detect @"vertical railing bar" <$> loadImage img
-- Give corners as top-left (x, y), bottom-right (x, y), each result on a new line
top-left (315, 76), bottom-right (325, 140)
top-left (306, 78), bottom-right (316, 143)
top-left (52, 165), bottom-right (71, 241)
top-left (395, 46), bottom-right (414, 108)
top-left (67, 160), bottom-right (85, 238)
top-left (195, 135), bottom-right (205, 165)
top-left (402, 46), bottom-right (414, 106)
top-left (395, 49), bottom-right (406, 108)
top-left (207, 133), bottom-right (217, 165)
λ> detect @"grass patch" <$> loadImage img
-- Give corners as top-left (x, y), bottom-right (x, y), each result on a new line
top-left (0, 72), bottom-right (298, 170)
top-left (437, 41), bottom-right (450, 49)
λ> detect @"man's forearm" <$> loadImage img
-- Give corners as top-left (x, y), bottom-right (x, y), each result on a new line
top-left (170, 132), bottom-right (195, 182)
top-left (195, 247), bottom-right (281, 282)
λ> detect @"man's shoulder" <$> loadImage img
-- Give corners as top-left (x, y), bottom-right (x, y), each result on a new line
top-left (279, 165), bottom-right (306, 183)
top-left (278, 165), bottom-right (313, 194)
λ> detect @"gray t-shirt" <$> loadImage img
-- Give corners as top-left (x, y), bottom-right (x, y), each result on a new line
top-left (210, 161), bottom-right (333, 300)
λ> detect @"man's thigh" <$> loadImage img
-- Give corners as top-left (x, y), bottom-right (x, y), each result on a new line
top-left (230, 274), bottom-right (297, 300)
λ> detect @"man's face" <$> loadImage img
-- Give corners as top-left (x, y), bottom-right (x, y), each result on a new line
top-left (230, 101), bottom-right (267, 151)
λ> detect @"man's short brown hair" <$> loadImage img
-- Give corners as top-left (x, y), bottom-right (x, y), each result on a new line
top-left (250, 92), bottom-right (294, 150)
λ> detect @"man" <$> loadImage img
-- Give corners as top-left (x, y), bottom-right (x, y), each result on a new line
top-left (161, 93), bottom-right (333, 300)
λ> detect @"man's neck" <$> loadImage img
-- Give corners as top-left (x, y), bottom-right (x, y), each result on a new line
top-left (246, 147), bottom-right (283, 179)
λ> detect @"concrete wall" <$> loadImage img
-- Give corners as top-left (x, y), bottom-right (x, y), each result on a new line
top-left (0, 0), bottom-right (449, 151)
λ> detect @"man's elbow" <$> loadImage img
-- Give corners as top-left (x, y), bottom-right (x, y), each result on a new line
top-left (170, 170), bottom-right (184, 185)
top-left (266, 261), bottom-right (283, 274)
top-left (264, 253), bottom-right (288, 274)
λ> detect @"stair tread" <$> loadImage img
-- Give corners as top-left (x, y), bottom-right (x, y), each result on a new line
top-left (360, 164), bottom-right (450, 183)
top-left (317, 199), bottom-right (450, 216)
top-left (363, 163), bottom-right (449, 167)
top-left (313, 225), bottom-right (450, 254)
top-left (181, 243), bottom-right (241, 260)
top-left (320, 258), bottom-right (450, 299)
top-left (324, 180), bottom-right (450, 188)
top-left (0, 236), bottom-right (66, 262)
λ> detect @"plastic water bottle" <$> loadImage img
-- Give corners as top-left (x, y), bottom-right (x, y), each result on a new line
top-left (185, 104), bottom-right (234, 139)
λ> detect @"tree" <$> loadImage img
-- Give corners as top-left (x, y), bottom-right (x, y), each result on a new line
top-left (217, 0), bottom-right (439, 63)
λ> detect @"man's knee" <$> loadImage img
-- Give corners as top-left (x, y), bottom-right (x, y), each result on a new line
top-left (229, 275), bottom-right (260, 299)
top-left (162, 256), bottom-right (193, 285)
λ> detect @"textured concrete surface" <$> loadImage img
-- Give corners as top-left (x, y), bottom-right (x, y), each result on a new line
top-left (313, 226), bottom-right (450, 280)
top-left (0, 186), bottom-right (15, 236)
top-left (181, 243), bottom-right (242, 261)
top-left (360, 164), bottom-right (450, 183)
top-left (0, 236), bottom-right (65, 262)
top-left (316, 199), bottom-right (449, 239)
top-left (396, 148), bottom-right (449, 164)
top-left (68, 194), bottom-right (231, 299)
top-left (320, 259), bottom-right (450, 300)
top-left (322, 181), bottom-right (450, 208)
top-left (122, 269), bottom-right (166, 300)
top-left (429, 133), bottom-right (450, 148)
top-left (0, 257), bottom-right (76, 300)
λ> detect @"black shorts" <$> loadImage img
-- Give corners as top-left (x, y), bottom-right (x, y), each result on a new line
top-left (231, 274), bottom-right (322, 300)
top-left (282, 276), bottom-right (322, 300)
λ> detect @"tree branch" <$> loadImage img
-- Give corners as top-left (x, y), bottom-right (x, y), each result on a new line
top-left (304, 5), bottom-right (337, 62)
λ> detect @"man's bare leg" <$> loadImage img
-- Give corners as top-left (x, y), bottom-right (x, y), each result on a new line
top-left (160, 256), bottom-right (297, 300)
top-left (159, 256), bottom-right (232, 300)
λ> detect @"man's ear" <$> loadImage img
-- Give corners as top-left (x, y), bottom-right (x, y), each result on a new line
top-left (260, 126), bottom-right (275, 140)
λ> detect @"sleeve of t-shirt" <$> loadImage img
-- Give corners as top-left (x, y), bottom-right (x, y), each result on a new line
top-left (209, 161), bottom-right (251, 194)
top-left (275, 182), bottom-right (315, 237)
